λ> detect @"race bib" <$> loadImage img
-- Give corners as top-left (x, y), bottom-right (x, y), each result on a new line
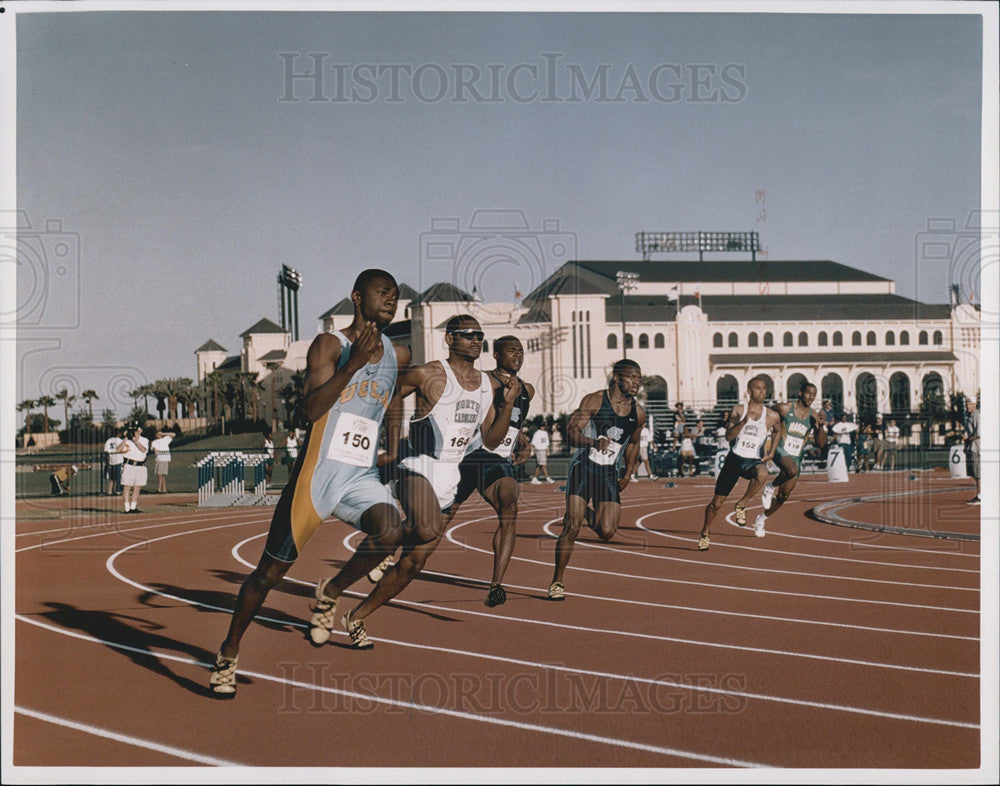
top-left (589, 440), bottom-right (622, 466)
top-left (782, 435), bottom-right (804, 457)
top-left (492, 426), bottom-right (519, 459)
top-left (327, 413), bottom-right (379, 467)
top-left (440, 422), bottom-right (477, 463)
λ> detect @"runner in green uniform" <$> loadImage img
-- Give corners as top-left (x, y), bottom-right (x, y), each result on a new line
top-left (755, 381), bottom-right (827, 536)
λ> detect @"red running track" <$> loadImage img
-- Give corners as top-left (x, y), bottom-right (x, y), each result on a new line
top-left (10, 471), bottom-right (985, 772)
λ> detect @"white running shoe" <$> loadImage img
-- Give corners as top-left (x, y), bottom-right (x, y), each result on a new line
top-left (753, 513), bottom-right (767, 538)
top-left (530, 478), bottom-right (541, 485)
top-left (545, 478), bottom-right (555, 484)
top-left (760, 483), bottom-right (775, 511)
top-left (308, 578), bottom-right (339, 646)
top-left (367, 555), bottom-right (393, 584)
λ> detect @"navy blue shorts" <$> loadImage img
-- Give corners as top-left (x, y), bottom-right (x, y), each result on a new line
top-left (452, 448), bottom-right (517, 508)
top-left (565, 454), bottom-right (620, 506)
top-left (713, 451), bottom-right (763, 497)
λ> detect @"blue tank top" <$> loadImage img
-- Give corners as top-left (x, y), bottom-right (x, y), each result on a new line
top-left (313, 331), bottom-right (397, 470)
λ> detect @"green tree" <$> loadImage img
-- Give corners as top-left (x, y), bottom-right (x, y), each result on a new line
top-left (17, 399), bottom-right (35, 434)
top-left (80, 389), bottom-right (99, 422)
top-left (55, 388), bottom-right (76, 430)
top-left (36, 395), bottom-right (56, 433)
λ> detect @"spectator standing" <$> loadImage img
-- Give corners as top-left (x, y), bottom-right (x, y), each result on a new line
top-left (831, 414), bottom-right (858, 473)
top-left (632, 424), bottom-right (657, 481)
top-left (530, 424), bottom-right (554, 484)
top-left (104, 429), bottom-right (125, 496)
top-left (151, 430), bottom-right (175, 493)
top-left (262, 429), bottom-right (275, 486)
top-left (963, 396), bottom-right (980, 505)
top-left (118, 424), bottom-right (149, 514)
top-left (884, 418), bottom-right (901, 470)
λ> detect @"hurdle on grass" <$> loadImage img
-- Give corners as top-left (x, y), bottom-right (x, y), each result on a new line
top-left (197, 451), bottom-right (269, 506)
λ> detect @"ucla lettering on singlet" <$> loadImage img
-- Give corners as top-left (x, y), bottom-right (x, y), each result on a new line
top-left (338, 379), bottom-right (392, 410)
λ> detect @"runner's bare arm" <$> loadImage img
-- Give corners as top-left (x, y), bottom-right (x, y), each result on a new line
top-left (565, 391), bottom-right (605, 450)
top-left (301, 324), bottom-right (382, 422)
top-left (481, 377), bottom-right (522, 450)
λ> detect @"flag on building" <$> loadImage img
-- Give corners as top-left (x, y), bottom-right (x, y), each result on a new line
top-left (667, 285), bottom-right (679, 304)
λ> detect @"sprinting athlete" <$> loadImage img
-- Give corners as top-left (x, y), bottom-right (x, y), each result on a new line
top-left (548, 359), bottom-right (646, 601)
top-left (209, 269), bottom-right (408, 698)
top-left (754, 381), bottom-right (827, 536)
top-left (446, 335), bottom-right (535, 607)
top-left (309, 314), bottom-right (519, 644)
top-left (698, 376), bottom-right (779, 551)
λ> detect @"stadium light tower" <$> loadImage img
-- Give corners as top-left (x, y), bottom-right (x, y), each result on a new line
top-left (278, 265), bottom-right (303, 341)
top-left (616, 271), bottom-right (639, 359)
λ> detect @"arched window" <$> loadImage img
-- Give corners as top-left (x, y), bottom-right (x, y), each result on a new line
top-left (654, 333), bottom-right (664, 348)
top-left (748, 332), bottom-right (759, 347)
top-left (886, 331), bottom-right (895, 346)
top-left (798, 331), bottom-right (808, 346)
top-left (638, 333), bottom-right (649, 349)
top-left (716, 374), bottom-right (739, 404)
top-left (482, 340), bottom-right (489, 352)
top-left (713, 332), bottom-right (723, 348)
top-left (728, 332), bottom-right (738, 347)
top-left (866, 331), bottom-right (876, 346)
top-left (624, 333), bottom-right (633, 349)
top-left (818, 331), bottom-right (828, 346)
top-left (932, 330), bottom-right (943, 345)
top-left (833, 331), bottom-right (843, 346)
top-left (919, 330), bottom-right (928, 345)
top-left (900, 330), bottom-right (910, 345)
top-left (607, 334), bottom-right (618, 350)
top-left (786, 373), bottom-right (808, 401)
top-left (852, 331), bottom-right (862, 346)
top-left (783, 331), bottom-right (793, 347)
top-left (763, 332), bottom-right (774, 347)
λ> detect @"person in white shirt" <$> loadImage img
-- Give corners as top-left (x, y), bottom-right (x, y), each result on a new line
top-left (117, 424), bottom-right (150, 514)
top-left (283, 432), bottom-right (299, 477)
top-left (103, 429), bottom-right (125, 496)
top-left (530, 424), bottom-right (554, 484)
top-left (884, 418), bottom-right (900, 470)
top-left (262, 429), bottom-right (275, 486)
top-left (831, 414), bottom-right (859, 473)
top-left (151, 430), bottom-right (175, 493)
top-left (631, 425), bottom-right (658, 481)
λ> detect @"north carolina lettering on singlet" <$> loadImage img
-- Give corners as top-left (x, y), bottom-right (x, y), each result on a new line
top-left (407, 360), bottom-right (493, 464)
top-left (320, 330), bottom-right (397, 468)
top-left (579, 391), bottom-right (639, 468)
top-left (777, 406), bottom-right (813, 459)
top-left (466, 373), bottom-right (531, 459)
top-left (731, 406), bottom-right (769, 459)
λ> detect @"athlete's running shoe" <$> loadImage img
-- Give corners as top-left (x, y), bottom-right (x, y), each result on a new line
top-left (342, 609), bottom-right (374, 649)
top-left (367, 555), bottom-right (393, 584)
top-left (698, 534), bottom-right (710, 551)
top-left (485, 584), bottom-right (507, 607)
top-left (967, 496), bottom-right (981, 505)
top-left (547, 581), bottom-right (565, 601)
top-left (208, 652), bottom-right (238, 698)
top-left (760, 483), bottom-right (775, 511)
top-left (734, 505), bottom-right (747, 526)
top-left (753, 513), bottom-right (767, 538)
top-left (308, 578), bottom-right (339, 646)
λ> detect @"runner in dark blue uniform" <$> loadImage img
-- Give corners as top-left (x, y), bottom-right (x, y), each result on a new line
top-left (446, 336), bottom-right (534, 607)
top-left (548, 359), bottom-right (646, 601)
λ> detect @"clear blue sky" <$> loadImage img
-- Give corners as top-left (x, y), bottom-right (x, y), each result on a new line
top-left (9, 4), bottom-right (991, 416)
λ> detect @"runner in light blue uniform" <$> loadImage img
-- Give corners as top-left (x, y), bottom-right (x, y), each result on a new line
top-left (210, 269), bottom-right (409, 697)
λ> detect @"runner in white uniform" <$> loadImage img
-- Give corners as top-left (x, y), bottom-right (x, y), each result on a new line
top-left (697, 377), bottom-right (779, 551)
top-left (330, 314), bottom-right (520, 636)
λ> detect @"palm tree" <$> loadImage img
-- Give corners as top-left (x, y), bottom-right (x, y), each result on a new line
top-left (36, 395), bottom-right (56, 433)
top-left (150, 380), bottom-right (170, 422)
top-left (80, 389), bottom-right (99, 422)
top-left (138, 383), bottom-right (156, 417)
top-left (17, 399), bottom-right (35, 434)
top-left (162, 377), bottom-right (195, 420)
top-left (55, 388), bottom-right (76, 431)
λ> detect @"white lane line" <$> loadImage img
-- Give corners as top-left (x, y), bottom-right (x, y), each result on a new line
top-left (351, 525), bottom-right (977, 641)
top-left (444, 517), bottom-right (976, 614)
top-left (543, 517), bottom-right (978, 598)
top-left (14, 705), bottom-right (242, 766)
top-left (15, 511), bottom-right (272, 553)
top-left (13, 616), bottom-right (764, 768)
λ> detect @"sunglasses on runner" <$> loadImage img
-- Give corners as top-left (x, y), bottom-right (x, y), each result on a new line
top-left (448, 329), bottom-right (485, 341)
